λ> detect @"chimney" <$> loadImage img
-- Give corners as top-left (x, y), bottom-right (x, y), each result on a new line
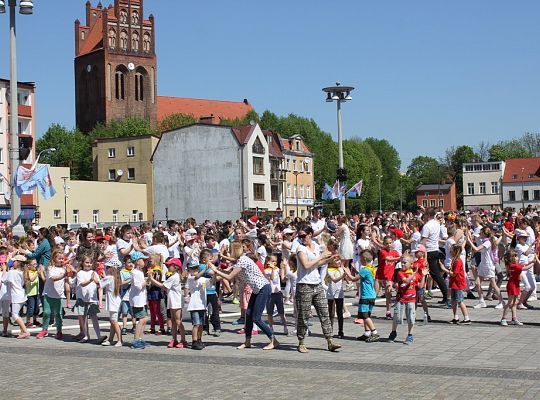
top-left (243, 98), bottom-right (249, 105)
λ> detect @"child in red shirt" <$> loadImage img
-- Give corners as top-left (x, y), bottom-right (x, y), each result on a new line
top-left (501, 250), bottom-right (536, 326)
top-left (413, 245), bottom-right (430, 324)
top-left (375, 237), bottom-right (401, 319)
top-left (388, 255), bottom-right (428, 344)
top-left (448, 244), bottom-right (470, 324)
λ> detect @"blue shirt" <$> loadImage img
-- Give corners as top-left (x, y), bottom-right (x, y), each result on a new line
top-left (198, 264), bottom-right (216, 295)
top-left (359, 267), bottom-right (376, 299)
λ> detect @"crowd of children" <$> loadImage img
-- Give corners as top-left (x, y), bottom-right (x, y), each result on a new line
top-left (0, 206), bottom-right (537, 351)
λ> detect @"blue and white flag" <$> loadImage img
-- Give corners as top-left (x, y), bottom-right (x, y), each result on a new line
top-left (332, 180), bottom-right (347, 200)
top-left (33, 165), bottom-right (56, 200)
top-left (321, 183), bottom-right (334, 200)
top-left (14, 165), bottom-right (56, 199)
top-left (346, 180), bottom-right (363, 198)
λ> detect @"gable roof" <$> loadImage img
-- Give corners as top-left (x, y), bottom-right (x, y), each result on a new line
top-left (416, 183), bottom-right (453, 192)
top-left (231, 124), bottom-right (256, 145)
top-left (79, 12), bottom-right (104, 56)
top-left (503, 157), bottom-right (540, 183)
top-left (262, 130), bottom-right (284, 158)
top-left (156, 96), bottom-right (254, 123)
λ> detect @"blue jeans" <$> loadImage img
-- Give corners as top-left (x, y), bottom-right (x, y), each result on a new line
top-left (26, 295), bottom-right (40, 317)
top-left (245, 284), bottom-right (273, 340)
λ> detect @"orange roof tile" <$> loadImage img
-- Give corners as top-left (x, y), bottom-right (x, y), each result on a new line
top-left (503, 157), bottom-right (540, 183)
top-left (79, 12), bottom-right (104, 55)
top-left (157, 96), bottom-right (254, 123)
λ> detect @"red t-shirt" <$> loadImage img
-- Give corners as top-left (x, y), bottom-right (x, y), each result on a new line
top-left (413, 259), bottom-right (427, 288)
top-left (449, 258), bottom-right (467, 290)
top-left (396, 270), bottom-right (420, 302)
top-left (255, 260), bottom-right (265, 273)
top-left (376, 249), bottom-right (400, 281)
top-left (507, 263), bottom-right (524, 296)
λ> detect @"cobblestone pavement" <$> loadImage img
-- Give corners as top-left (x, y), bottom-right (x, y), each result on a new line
top-left (1, 290), bottom-right (540, 399)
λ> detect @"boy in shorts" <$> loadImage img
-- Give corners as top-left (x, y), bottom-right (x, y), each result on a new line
top-left (389, 254), bottom-right (428, 345)
top-left (344, 250), bottom-right (379, 342)
top-left (186, 262), bottom-right (208, 350)
top-left (129, 252), bottom-right (150, 349)
top-left (120, 255), bottom-right (134, 335)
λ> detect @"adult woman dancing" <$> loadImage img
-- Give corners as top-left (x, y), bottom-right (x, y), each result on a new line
top-left (208, 241), bottom-right (278, 350)
top-left (296, 226), bottom-right (342, 353)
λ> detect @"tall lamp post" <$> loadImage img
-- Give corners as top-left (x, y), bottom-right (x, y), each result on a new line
top-left (61, 176), bottom-right (69, 224)
top-left (521, 167), bottom-right (525, 210)
top-left (323, 82), bottom-right (354, 214)
top-left (1, 0), bottom-right (34, 236)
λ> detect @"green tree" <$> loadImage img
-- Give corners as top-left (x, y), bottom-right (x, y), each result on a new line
top-left (489, 140), bottom-right (532, 161)
top-left (158, 113), bottom-right (197, 133)
top-left (364, 137), bottom-right (401, 210)
top-left (443, 145), bottom-right (477, 207)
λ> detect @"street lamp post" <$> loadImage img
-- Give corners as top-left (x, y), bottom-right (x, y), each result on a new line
top-left (61, 176), bottom-right (69, 224)
top-left (521, 167), bottom-right (525, 210)
top-left (400, 173), bottom-right (404, 214)
top-left (376, 174), bottom-right (383, 212)
top-left (323, 82), bottom-right (354, 214)
top-left (1, 0), bottom-right (34, 236)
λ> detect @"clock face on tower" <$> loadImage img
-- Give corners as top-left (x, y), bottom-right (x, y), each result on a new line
top-left (128, 62), bottom-right (135, 71)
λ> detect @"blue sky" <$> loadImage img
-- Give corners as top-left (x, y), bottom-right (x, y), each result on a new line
top-left (0, 0), bottom-right (538, 169)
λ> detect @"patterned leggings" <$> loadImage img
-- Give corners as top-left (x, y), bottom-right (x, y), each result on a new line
top-left (295, 283), bottom-right (332, 341)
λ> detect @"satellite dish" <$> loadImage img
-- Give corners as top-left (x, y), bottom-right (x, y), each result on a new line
top-left (117, 169), bottom-right (124, 177)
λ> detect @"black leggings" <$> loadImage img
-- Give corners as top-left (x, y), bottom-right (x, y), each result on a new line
top-left (427, 251), bottom-right (448, 301)
top-left (204, 293), bottom-right (221, 332)
top-left (327, 298), bottom-right (344, 335)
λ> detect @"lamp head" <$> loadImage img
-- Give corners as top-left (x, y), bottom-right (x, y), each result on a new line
top-left (19, 0), bottom-right (34, 15)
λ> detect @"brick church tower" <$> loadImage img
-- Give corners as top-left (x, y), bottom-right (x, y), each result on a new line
top-left (75, 0), bottom-right (157, 133)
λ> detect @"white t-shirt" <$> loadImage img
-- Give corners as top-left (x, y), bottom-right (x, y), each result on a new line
top-left (421, 219), bottom-right (441, 252)
top-left (515, 243), bottom-right (530, 265)
top-left (43, 266), bottom-right (65, 299)
top-left (257, 245), bottom-right (268, 264)
top-left (186, 276), bottom-right (208, 311)
top-left (264, 268), bottom-right (281, 293)
top-left (165, 232), bottom-right (180, 258)
top-left (290, 238), bottom-right (302, 254)
top-left (6, 269), bottom-right (27, 303)
top-left (479, 240), bottom-right (494, 269)
top-left (296, 244), bottom-right (322, 285)
top-left (0, 271), bottom-right (8, 301)
top-left (76, 269), bottom-right (98, 303)
top-left (129, 269), bottom-right (147, 307)
top-left (310, 218), bottom-right (325, 243)
top-left (117, 238), bottom-right (134, 256)
top-left (145, 244), bottom-right (169, 266)
top-left (100, 276), bottom-right (121, 312)
top-left (143, 232), bottom-right (153, 247)
top-left (163, 272), bottom-right (183, 309)
top-left (410, 231), bottom-right (421, 253)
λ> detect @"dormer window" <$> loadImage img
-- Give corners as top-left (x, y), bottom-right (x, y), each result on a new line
top-left (295, 140), bottom-right (300, 151)
top-left (252, 137), bottom-right (265, 155)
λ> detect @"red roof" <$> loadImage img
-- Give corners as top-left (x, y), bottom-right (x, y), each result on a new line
top-left (79, 12), bottom-right (104, 56)
top-left (157, 96), bottom-right (254, 123)
top-left (263, 130), bottom-right (284, 158)
top-left (231, 125), bottom-right (255, 145)
top-left (503, 157), bottom-right (540, 183)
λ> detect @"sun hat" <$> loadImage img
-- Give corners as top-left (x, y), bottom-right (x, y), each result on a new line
top-left (130, 251), bottom-right (148, 262)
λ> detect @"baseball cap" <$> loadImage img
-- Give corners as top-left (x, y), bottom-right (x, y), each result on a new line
top-left (326, 221), bottom-right (337, 233)
top-left (248, 216), bottom-right (259, 226)
top-left (390, 228), bottom-right (404, 239)
top-left (283, 228), bottom-right (295, 235)
top-left (12, 255), bottom-right (27, 262)
top-left (130, 251), bottom-right (148, 262)
top-left (416, 244), bottom-right (427, 254)
top-left (105, 258), bottom-right (122, 267)
top-left (96, 235), bottom-right (111, 241)
top-left (164, 258), bottom-right (182, 268)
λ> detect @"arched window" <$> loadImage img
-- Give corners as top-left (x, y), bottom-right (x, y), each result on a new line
top-left (108, 29), bottom-right (116, 48)
top-left (132, 31), bottom-right (139, 52)
top-left (120, 9), bottom-right (127, 24)
top-left (143, 32), bottom-right (151, 52)
top-left (120, 30), bottom-right (128, 50)
top-left (81, 31), bottom-right (86, 40)
top-left (135, 72), bottom-right (144, 101)
top-left (115, 69), bottom-right (125, 100)
top-left (132, 10), bottom-right (139, 25)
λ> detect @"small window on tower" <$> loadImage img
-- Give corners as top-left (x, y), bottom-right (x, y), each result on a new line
top-left (143, 32), bottom-right (151, 53)
top-left (132, 10), bottom-right (139, 25)
top-left (120, 9), bottom-right (128, 24)
top-left (81, 31), bottom-right (86, 40)
top-left (108, 29), bottom-right (116, 49)
top-left (132, 31), bottom-right (139, 52)
top-left (120, 30), bottom-right (128, 50)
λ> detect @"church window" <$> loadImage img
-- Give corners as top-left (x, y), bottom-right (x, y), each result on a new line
top-left (132, 31), bottom-right (140, 51)
top-left (108, 29), bottom-right (116, 49)
top-left (115, 70), bottom-right (125, 100)
top-left (135, 73), bottom-right (144, 101)
top-left (120, 9), bottom-right (128, 24)
top-left (143, 32), bottom-right (151, 52)
top-left (132, 10), bottom-right (139, 25)
top-left (120, 30), bottom-right (128, 50)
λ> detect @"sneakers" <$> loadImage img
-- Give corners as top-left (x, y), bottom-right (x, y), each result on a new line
top-left (494, 302), bottom-right (504, 310)
top-left (404, 335), bottom-right (414, 345)
top-left (460, 319), bottom-right (471, 325)
top-left (131, 340), bottom-right (145, 350)
top-left (167, 339), bottom-right (178, 348)
top-left (509, 320), bottom-right (524, 326)
top-left (121, 328), bottom-right (128, 335)
top-left (425, 291), bottom-right (433, 299)
top-left (192, 341), bottom-right (204, 350)
top-left (385, 312), bottom-right (392, 320)
top-left (446, 301), bottom-right (453, 309)
top-left (16, 332), bottom-right (30, 339)
top-left (101, 340), bottom-right (111, 346)
top-left (237, 328), bottom-right (258, 335)
top-left (500, 319), bottom-right (508, 326)
top-left (55, 331), bottom-right (64, 341)
top-left (523, 302), bottom-right (534, 310)
top-left (176, 340), bottom-right (188, 348)
top-left (473, 301), bottom-right (487, 309)
top-left (366, 334), bottom-right (380, 343)
top-left (449, 319), bottom-right (459, 324)
top-left (297, 344), bottom-right (308, 353)
top-left (232, 298), bottom-right (240, 305)
top-left (517, 304), bottom-right (528, 310)
top-left (388, 331), bottom-right (397, 342)
top-left (343, 311), bottom-right (351, 319)
top-left (231, 318), bottom-right (244, 326)
top-left (327, 340), bottom-right (341, 352)
top-left (212, 329), bottom-right (221, 337)
top-left (36, 330), bottom-right (48, 339)
top-left (25, 322), bottom-right (34, 328)
top-left (356, 334), bottom-right (369, 341)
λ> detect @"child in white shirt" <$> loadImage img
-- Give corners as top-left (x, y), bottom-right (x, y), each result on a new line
top-left (186, 263), bottom-right (208, 350)
top-left (5, 255), bottom-right (29, 339)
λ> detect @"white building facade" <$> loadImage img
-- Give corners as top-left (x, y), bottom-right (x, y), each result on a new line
top-left (502, 158), bottom-right (540, 209)
top-left (462, 161), bottom-right (505, 210)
